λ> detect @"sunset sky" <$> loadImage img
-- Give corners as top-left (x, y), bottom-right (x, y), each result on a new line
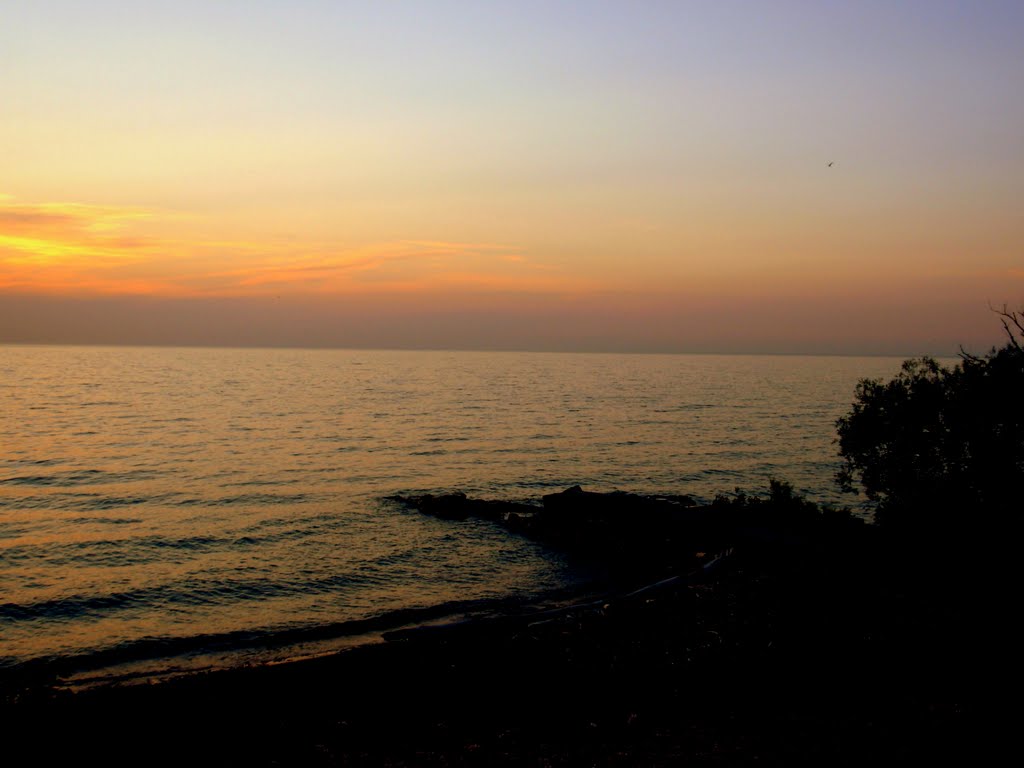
top-left (2, 1), bottom-right (1022, 354)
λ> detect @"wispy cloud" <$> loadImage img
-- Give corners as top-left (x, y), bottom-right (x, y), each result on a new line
top-left (0, 200), bottom-right (152, 235)
top-left (219, 240), bottom-right (550, 294)
top-left (0, 200), bottom-right (161, 270)
top-left (0, 195), bottom-right (577, 297)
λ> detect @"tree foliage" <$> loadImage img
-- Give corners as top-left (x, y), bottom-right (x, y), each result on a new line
top-left (836, 307), bottom-right (1024, 529)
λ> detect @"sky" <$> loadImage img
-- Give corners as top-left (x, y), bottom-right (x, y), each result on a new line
top-left (2, 0), bottom-right (1022, 354)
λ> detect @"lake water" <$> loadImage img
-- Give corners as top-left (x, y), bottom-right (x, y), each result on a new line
top-left (1, 345), bottom-right (909, 682)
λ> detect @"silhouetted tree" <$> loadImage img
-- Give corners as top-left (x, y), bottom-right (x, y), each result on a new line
top-left (836, 307), bottom-right (1024, 530)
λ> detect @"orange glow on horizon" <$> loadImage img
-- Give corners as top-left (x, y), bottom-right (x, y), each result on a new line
top-left (1, 191), bottom-right (1019, 357)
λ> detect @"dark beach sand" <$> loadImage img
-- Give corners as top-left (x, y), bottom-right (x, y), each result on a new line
top-left (2, 491), bottom-right (998, 766)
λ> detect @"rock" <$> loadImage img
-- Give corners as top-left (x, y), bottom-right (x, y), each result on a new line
top-left (391, 485), bottom-right (715, 578)
top-left (390, 492), bottom-right (469, 520)
top-left (388, 492), bottom-right (536, 524)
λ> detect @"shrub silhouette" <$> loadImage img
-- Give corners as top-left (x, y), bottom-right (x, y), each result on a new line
top-left (836, 307), bottom-right (1024, 529)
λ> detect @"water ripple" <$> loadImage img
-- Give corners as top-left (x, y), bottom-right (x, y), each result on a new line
top-left (0, 346), bottom-right (911, 674)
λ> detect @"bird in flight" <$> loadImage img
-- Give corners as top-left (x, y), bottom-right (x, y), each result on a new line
top-left (827, 161), bottom-right (834, 167)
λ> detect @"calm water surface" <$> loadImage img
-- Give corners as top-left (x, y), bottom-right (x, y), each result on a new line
top-left (1, 346), bottom-right (908, 680)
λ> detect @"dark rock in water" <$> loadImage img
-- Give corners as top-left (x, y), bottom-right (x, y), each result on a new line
top-left (419, 492), bottom-right (470, 520)
top-left (536, 486), bottom-right (688, 557)
top-left (391, 485), bottom-right (733, 579)
top-left (542, 484), bottom-right (584, 500)
top-left (541, 485), bottom-right (697, 516)
top-left (388, 492), bottom-right (470, 520)
top-left (387, 492), bottom-right (536, 524)
top-left (503, 509), bottom-right (536, 534)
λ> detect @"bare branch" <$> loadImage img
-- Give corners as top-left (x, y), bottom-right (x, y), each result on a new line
top-left (987, 303), bottom-right (1024, 351)
top-left (958, 344), bottom-right (982, 363)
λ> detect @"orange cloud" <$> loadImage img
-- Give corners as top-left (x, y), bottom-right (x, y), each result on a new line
top-left (0, 198), bottom-right (177, 294)
top-left (0, 194), bottom-right (582, 298)
top-left (214, 240), bottom-right (574, 296)
top-left (0, 197), bottom-right (165, 296)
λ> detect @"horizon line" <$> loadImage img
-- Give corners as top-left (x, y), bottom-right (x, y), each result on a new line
top-left (0, 339), bottom-right (963, 360)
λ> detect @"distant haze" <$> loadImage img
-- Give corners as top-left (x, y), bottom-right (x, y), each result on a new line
top-left (0, 292), bottom-right (1010, 357)
top-left (2, 2), bottom-right (1021, 355)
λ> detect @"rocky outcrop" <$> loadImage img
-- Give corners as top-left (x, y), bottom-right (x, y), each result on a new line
top-left (389, 485), bottom-right (713, 577)
top-left (389, 482), bottom-right (867, 581)
top-left (385, 491), bottom-right (535, 523)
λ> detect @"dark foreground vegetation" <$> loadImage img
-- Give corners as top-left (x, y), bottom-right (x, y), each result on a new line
top-left (837, 306), bottom-right (1024, 530)
top-left (3, 310), bottom-right (1020, 765)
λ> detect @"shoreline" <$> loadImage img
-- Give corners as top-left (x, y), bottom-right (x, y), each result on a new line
top-left (2, 577), bottom-right (610, 693)
top-left (3, 486), bottom-right (990, 765)
top-left (1, 485), bottom-right (719, 692)
top-left (5, 547), bottom-right (718, 694)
